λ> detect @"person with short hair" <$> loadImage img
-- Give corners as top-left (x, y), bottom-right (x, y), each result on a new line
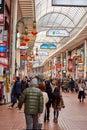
top-left (18, 77), bottom-right (44, 130)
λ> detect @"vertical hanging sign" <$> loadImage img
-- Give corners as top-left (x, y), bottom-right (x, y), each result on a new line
top-left (0, 0), bottom-right (4, 25)
top-left (0, 0), bottom-right (4, 13)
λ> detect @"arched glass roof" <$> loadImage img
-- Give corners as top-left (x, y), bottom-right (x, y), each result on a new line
top-left (34, 0), bottom-right (87, 64)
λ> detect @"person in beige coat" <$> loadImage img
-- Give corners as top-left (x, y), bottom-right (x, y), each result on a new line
top-left (37, 82), bottom-right (49, 130)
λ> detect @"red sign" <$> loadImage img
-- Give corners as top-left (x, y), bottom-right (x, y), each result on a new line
top-left (0, 52), bottom-right (7, 58)
top-left (0, 41), bottom-right (7, 46)
top-left (0, 62), bottom-right (8, 68)
top-left (68, 58), bottom-right (73, 71)
top-left (0, 14), bottom-right (4, 24)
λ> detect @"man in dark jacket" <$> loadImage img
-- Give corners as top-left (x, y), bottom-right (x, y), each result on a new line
top-left (11, 76), bottom-right (21, 101)
top-left (21, 76), bottom-right (29, 92)
top-left (18, 77), bottom-right (44, 130)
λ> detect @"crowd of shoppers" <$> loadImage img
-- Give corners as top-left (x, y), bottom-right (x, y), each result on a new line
top-left (7, 74), bottom-right (87, 129)
top-left (12, 75), bottom-right (87, 130)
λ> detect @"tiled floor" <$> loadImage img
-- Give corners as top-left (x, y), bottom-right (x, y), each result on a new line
top-left (0, 92), bottom-right (87, 130)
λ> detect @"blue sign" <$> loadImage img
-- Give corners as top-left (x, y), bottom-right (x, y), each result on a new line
top-left (0, 0), bottom-right (2, 4)
top-left (0, 46), bottom-right (7, 52)
top-left (40, 43), bottom-right (57, 49)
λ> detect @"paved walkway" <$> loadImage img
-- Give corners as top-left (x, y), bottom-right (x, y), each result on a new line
top-left (0, 92), bottom-right (87, 130)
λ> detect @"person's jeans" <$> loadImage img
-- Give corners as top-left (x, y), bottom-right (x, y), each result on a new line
top-left (38, 123), bottom-right (42, 130)
top-left (54, 110), bottom-right (59, 118)
top-left (25, 114), bottom-right (38, 130)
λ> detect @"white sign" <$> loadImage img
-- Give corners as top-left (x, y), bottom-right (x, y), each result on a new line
top-left (0, 66), bottom-right (3, 76)
top-left (39, 51), bottom-right (49, 56)
top-left (52, 0), bottom-right (87, 7)
top-left (46, 29), bottom-right (69, 37)
top-left (0, 58), bottom-right (8, 64)
top-left (3, 30), bottom-right (8, 41)
top-left (0, 26), bottom-right (3, 42)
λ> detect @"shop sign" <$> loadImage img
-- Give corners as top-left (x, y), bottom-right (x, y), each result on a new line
top-left (0, 0), bottom-right (4, 13)
top-left (46, 29), bottom-right (69, 37)
top-left (40, 43), bottom-right (57, 49)
top-left (0, 41), bottom-right (6, 46)
top-left (0, 66), bottom-right (3, 75)
top-left (52, 0), bottom-right (87, 7)
top-left (0, 26), bottom-right (3, 42)
top-left (68, 58), bottom-right (73, 71)
top-left (3, 30), bottom-right (8, 41)
top-left (38, 51), bottom-right (49, 56)
top-left (0, 46), bottom-right (7, 52)
top-left (0, 58), bottom-right (8, 68)
top-left (20, 50), bottom-right (27, 60)
top-left (0, 52), bottom-right (7, 58)
top-left (0, 14), bottom-right (4, 24)
top-left (0, 62), bottom-right (8, 68)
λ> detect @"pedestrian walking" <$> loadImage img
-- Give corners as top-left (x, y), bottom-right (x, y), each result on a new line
top-left (18, 77), bottom-right (44, 130)
top-left (37, 82), bottom-right (48, 130)
top-left (52, 80), bottom-right (65, 123)
top-left (8, 94), bottom-right (17, 109)
top-left (44, 80), bottom-right (52, 122)
top-left (8, 76), bottom-right (21, 109)
top-left (78, 79), bottom-right (86, 103)
top-left (21, 76), bottom-right (29, 92)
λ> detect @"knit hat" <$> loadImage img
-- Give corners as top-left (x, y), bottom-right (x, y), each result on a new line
top-left (30, 77), bottom-right (38, 86)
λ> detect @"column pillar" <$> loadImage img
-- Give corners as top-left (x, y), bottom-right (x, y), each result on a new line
top-left (66, 50), bottom-right (68, 77)
top-left (11, 0), bottom-right (18, 81)
top-left (84, 40), bottom-right (87, 79)
top-left (60, 53), bottom-right (63, 79)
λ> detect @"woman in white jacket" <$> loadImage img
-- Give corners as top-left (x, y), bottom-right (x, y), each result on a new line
top-left (37, 82), bottom-right (49, 130)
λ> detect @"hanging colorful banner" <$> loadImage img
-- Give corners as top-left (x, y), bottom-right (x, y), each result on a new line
top-left (68, 58), bottom-right (73, 71)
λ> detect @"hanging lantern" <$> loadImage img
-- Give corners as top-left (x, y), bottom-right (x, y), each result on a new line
top-left (19, 41), bottom-right (28, 49)
top-left (36, 52), bottom-right (38, 56)
top-left (31, 30), bottom-right (38, 35)
top-left (20, 41), bottom-right (26, 46)
top-left (24, 37), bottom-right (30, 42)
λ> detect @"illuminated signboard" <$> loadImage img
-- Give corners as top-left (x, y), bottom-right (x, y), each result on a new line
top-left (0, 0), bottom-right (2, 4)
top-left (39, 51), bottom-right (49, 56)
top-left (0, 0), bottom-right (4, 13)
top-left (46, 29), bottom-right (69, 37)
top-left (40, 43), bottom-right (57, 49)
top-left (0, 46), bottom-right (7, 52)
top-left (52, 0), bottom-right (87, 7)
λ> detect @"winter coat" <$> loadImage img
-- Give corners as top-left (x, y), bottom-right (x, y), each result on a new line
top-left (12, 80), bottom-right (21, 95)
top-left (18, 85), bottom-right (44, 115)
top-left (21, 80), bottom-right (29, 92)
top-left (45, 80), bottom-right (52, 107)
top-left (52, 87), bottom-right (65, 110)
top-left (38, 92), bottom-right (48, 124)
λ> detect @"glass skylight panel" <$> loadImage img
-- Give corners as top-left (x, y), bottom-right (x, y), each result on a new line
top-left (54, 14), bottom-right (66, 25)
top-left (35, 0), bottom-right (87, 62)
top-left (61, 17), bottom-right (73, 27)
